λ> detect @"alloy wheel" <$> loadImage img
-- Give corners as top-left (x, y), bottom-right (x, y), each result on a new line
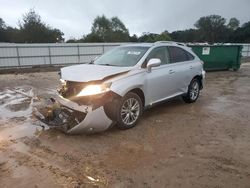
top-left (190, 81), bottom-right (199, 100)
top-left (121, 98), bottom-right (140, 126)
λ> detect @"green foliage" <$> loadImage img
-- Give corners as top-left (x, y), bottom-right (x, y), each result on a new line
top-left (138, 33), bottom-right (158, 42)
top-left (170, 29), bottom-right (199, 42)
top-left (168, 15), bottom-right (246, 43)
top-left (0, 18), bottom-right (6, 29)
top-left (231, 21), bottom-right (250, 42)
top-left (0, 18), bottom-right (7, 42)
top-left (0, 10), bottom-right (64, 43)
top-left (155, 31), bottom-right (171, 41)
top-left (129, 34), bottom-right (138, 42)
top-left (66, 38), bottom-right (77, 43)
top-left (91, 15), bottom-right (111, 41)
top-left (19, 9), bottom-right (64, 43)
top-left (137, 31), bottom-right (171, 42)
top-left (0, 19), bottom-right (20, 43)
top-left (85, 15), bottom-right (129, 42)
top-left (228, 18), bottom-right (240, 30)
top-left (4, 27), bottom-right (22, 43)
top-left (82, 33), bottom-right (103, 42)
top-left (1, 12), bottom-right (250, 44)
top-left (195, 15), bottom-right (227, 43)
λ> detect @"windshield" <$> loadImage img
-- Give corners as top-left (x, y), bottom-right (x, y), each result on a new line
top-left (94, 46), bottom-right (149, 67)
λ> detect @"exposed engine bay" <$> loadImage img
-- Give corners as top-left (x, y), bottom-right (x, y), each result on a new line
top-left (34, 79), bottom-right (121, 134)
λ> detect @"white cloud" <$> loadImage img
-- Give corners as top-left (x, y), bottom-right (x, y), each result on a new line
top-left (0, 0), bottom-right (249, 40)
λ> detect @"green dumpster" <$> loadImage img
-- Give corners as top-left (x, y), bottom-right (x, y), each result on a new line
top-left (189, 45), bottom-right (242, 71)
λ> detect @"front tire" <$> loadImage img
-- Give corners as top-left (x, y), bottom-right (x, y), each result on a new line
top-left (182, 78), bottom-right (200, 103)
top-left (115, 92), bottom-right (143, 129)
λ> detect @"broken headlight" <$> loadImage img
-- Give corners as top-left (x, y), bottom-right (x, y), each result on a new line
top-left (60, 79), bottom-right (66, 85)
top-left (76, 83), bottom-right (112, 97)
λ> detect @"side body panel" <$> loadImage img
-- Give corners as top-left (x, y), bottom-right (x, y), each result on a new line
top-left (144, 64), bottom-right (179, 104)
top-left (109, 45), bottom-right (204, 108)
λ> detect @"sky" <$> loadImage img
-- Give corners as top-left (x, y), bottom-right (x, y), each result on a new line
top-left (0, 0), bottom-right (250, 40)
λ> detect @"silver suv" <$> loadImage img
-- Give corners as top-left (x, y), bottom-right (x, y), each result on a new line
top-left (36, 42), bottom-right (205, 134)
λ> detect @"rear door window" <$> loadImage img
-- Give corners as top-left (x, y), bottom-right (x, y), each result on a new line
top-left (168, 46), bottom-right (193, 63)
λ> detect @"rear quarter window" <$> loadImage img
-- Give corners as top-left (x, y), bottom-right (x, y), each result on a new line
top-left (186, 51), bottom-right (195, 60)
top-left (168, 46), bottom-right (194, 63)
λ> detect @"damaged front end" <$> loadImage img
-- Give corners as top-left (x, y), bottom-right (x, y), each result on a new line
top-left (34, 80), bottom-right (119, 134)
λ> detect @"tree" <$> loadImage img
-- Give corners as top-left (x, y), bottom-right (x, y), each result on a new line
top-left (2, 12), bottom-right (249, 44)
top-left (111, 17), bottom-right (128, 33)
top-left (138, 33), bottom-right (158, 42)
top-left (19, 9), bottom-right (64, 43)
top-left (110, 17), bottom-right (130, 42)
top-left (228, 18), bottom-right (240, 30)
top-left (129, 34), bottom-right (138, 42)
top-left (91, 15), bottom-right (111, 42)
top-left (195, 15), bottom-right (227, 43)
top-left (0, 18), bottom-right (6, 29)
top-left (155, 31), bottom-right (171, 41)
top-left (4, 27), bottom-right (22, 42)
top-left (87, 15), bottom-right (130, 42)
top-left (231, 21), bottom-right (250, 42)
top-left (170, 29), bottom-right (200, 42)
top-left (0, 18), bottom-right (7, 42)
top-left (0, 18), bottom-right (15, 42)
top-left (138, 32), bottom-right (171, 42)
top-left (82, 33), bottom-right (103, 42)
top-left (47, 29), bottom-right (64, 43)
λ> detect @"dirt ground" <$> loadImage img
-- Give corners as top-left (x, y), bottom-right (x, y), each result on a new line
top-left (0, 64), bottom-right (250, 188)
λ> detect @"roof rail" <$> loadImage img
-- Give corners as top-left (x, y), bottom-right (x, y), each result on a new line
top-left (154, 41), bottom-right (186, 46)
top-left (154, 41), bottom-right (175, 44)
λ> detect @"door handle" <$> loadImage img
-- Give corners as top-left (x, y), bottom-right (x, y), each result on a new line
top-left (189, 66), bottom-right (193, 69)
top-left (169, 70), bottom-right (175, 74)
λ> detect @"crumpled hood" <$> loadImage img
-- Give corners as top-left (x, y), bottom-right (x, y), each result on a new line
top-left (61, 64), bottom-right (131, 82)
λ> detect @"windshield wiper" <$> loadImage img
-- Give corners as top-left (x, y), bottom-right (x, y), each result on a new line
top-left (99, 63), bottom-right (116, 66)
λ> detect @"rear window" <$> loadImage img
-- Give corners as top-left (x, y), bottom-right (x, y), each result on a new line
top-left (168, 46), bottom-right (194, 63)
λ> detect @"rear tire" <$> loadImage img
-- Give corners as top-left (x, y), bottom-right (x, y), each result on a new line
top-left (182, 78), bottom-right (200, 103)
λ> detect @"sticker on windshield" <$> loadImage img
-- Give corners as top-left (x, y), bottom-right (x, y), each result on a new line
top-left (127, 51), bottom-right (141, 55)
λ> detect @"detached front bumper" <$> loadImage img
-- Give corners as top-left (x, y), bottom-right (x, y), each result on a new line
top-left (34, 93), bottom-right (114, 134)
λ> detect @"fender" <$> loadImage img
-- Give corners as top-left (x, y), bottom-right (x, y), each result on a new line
top-left (110, 71), bottom-right (146, 97)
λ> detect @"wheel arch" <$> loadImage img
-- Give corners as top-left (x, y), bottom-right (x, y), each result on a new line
top-left (193, 75), bottom-right (203, 89)
top-left (128, 88), bottom-right (145, 107)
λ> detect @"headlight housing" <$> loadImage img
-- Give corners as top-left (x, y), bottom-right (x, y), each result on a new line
top-left (76, 83), bottom-right (112, 97)
top-left (60, 79), bottom-right (66, 85)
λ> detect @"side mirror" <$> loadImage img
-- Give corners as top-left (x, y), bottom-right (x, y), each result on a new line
top-left (147, 58), bottom-right (161, 72)
top-left (90, 56), bottom-right (100, 64)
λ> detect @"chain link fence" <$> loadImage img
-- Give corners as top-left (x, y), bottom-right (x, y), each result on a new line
top-left (0, 43), bottom-right (249, 69)
top-left (0, 43), bottom-right (122, 69)
top-left (242, 44), bottom-right (250, 57)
